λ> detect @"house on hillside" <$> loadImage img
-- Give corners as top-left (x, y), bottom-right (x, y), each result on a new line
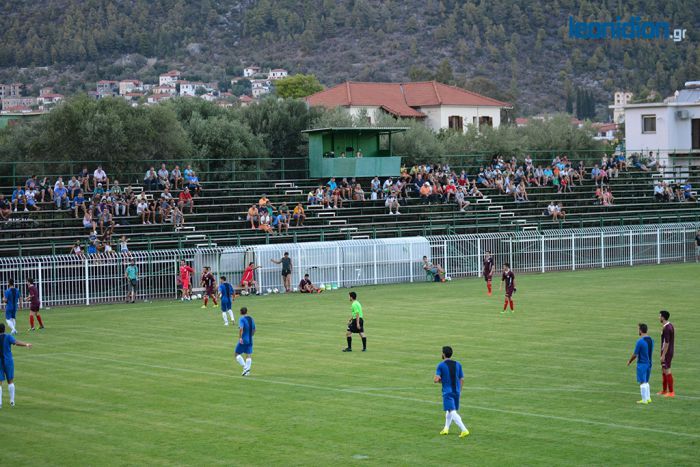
top-left (251, 79), bottom-right (272, 98)
top-left (0, 83), bottom-right (23, 99)
top-left (269, 69), bottom-right (288, 80)
top-left (159, 70), bottom-right (181, 86)
top-left (37, 93), bottom-right (64, 109)
top-left (623, 81), bottom-right (700, 168)
top-left (243, 66), bottom-right (261, 78)
top-left (119, 79), bottom-right (143, 96)
top-left (96, 80), bottom-right (119, 97)
top-left (593, 122), bottom-right (619, 141)
top-left (147, 94), bottom-right (173, 105)
top-left (306, 81), bottom-right (509, 131)
top-left (609, 91), bottom-right (633, 124)
top-left (1, 96), bottom-right (38, 110)
top-left (239, 95), bottom-right (254, 107)
top-left (152, 85), bottom-right (177, 96)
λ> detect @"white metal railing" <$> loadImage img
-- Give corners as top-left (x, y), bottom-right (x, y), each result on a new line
top-left (0, 223), bottom-right (696, 308)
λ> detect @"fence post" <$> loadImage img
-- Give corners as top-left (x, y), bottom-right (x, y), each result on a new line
top-left (477, 239), bottom-right (482, 277)
top-left (656, 229), bottom-right (661, 264)
top-left (84, 258), bottom-right (90, 305)
top-left (508, 236), bottom-right (513, 268)
top-left (373, 244), bottom-right (378, 285)
top-left (629, 231), bottom-right (634, 266)
top-left (600, 231), bottom-right (605, 269)
top-left (541, 235), bottom-right (545, 273)
top-left (409, 242), bottom-right (414, 283)
top-left (443, 240), bottom-right (448, 276)
top-left (38, 261), bottom-right (44, 308)
top-left (571, 233), bottom-right (576, 271)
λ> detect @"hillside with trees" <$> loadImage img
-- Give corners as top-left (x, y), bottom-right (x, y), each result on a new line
top-left (0, 0), bottom-right (698, 117)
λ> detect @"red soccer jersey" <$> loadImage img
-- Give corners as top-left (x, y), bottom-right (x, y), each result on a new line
top-left (502, 270), bottom-right (515, 292)
top-left (483, 257), bottom-right (494, 278)
top-left (242, 266), bottom-right (254, 283)
top-left (29, 284), bottom-right (40, 309)
top-left (180, 265), bottom-right (194, 281)
top-left (201, 272), bottom-right (215, 288)
top-left (661, 322), bottom-right (675, 356)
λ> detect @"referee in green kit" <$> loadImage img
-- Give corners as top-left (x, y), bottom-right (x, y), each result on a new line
top-left (343, 291), bottom-right (366, 352)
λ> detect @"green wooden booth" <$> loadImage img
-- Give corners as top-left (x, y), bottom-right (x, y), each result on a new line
top-left (303, 127), bottom-right (407, 178)
top-left (0, 112), bottom-right (44, 129)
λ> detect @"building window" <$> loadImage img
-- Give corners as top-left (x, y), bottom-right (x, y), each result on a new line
top-left (479, 116), bottom-right (493, 127)
top-left (448, 115), bottom-right (463, 131)
top-left (692, 119), bottom-right (700, 150)
top-left (642, 115), bottom-right (656, 133)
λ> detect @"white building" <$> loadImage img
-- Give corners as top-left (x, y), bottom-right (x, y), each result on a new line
top-left (269, 68), bottom-right (288, 80)
top-left (159, 70), bottom-right (181, 86)
top-left (623, 82), bottom-right (700, 167)
top-left (119, 79), bottom-right (142, 96)
top-left (243, 66), bottom-right (261, 78)
top-left (306, 81), bottom-right (508, 131)
top-left (251, 79), bottom-right (272, 98)
top-left (609, 91), bottom-right (633, 124)
top-left (179, 81), bottom-right (207, 97)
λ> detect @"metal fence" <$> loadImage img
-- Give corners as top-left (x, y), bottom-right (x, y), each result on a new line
top-left (0, 223), bottom-right (696, 309)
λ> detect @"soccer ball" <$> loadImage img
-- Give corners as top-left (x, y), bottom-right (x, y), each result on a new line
top-left (240, 290), bottom-right (249, 296)
top-left (445, 276), bottom-right (452, 281)
top-left (196, 293), bottom-right (202, 299)
top-left (293, 287), bottom-right (298, 292)
top-left (319, 283), bottom-right (325, 290)
top-left (273, 288), bottom-right (279, 294)
top-left (266, 288), bottom-right (272, 294)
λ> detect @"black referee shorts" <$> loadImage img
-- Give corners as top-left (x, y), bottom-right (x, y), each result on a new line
top-left (347, 317), bottom-right (364, 333)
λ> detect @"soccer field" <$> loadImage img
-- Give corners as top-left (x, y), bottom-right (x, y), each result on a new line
top-left (3, 263), bottom-right (699, 466)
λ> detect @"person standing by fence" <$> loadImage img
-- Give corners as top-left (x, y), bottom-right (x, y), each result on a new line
top-left (125, 260), bottom-right (138, 304)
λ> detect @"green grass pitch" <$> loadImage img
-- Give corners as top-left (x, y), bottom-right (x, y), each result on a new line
top-left (3, 263), bottom-right (699, 466)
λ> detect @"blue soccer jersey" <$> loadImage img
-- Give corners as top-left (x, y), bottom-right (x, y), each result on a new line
top-left (634, 336), bottom-right (654, 366)
top-left (4, 288), bottom-right (20, 312)
top-left (0, 333), bottom-right (16, 381)
top-left (239, 316), bottom-right (256, 345)
top-left (436, 359), bottom-right (463, 395)
top-left (219, 282), bottom-right (233, 300)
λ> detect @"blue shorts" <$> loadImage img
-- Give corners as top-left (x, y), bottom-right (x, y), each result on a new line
top-left (442, 392), bottom-right (460, 411)
top-left (0, 359), bottom-right (14, 381)
top-left (636, 364), bottom-right (651, 384)
top-left (235, 343), bottom-right (253, 355)
top-left (221, 299), bottom-right (232, 312)
top-left (5, 309), bottom-right (17, 320)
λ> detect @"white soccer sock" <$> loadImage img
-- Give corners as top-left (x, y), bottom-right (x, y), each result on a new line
top-left (236, 355), bottom-right (245, 367)
top-left (5, 319), bottom-right (15, 333)
top-left (640, 384), bottom-right (645, 400)
top-left (450, 411), bottom-right (468, 432)
top-left (8, 383), bottom-right (14, 404)
top-left (444, 411), bottom-right (453, 430)
top-left (643, 383), bottom-right (651, 401)
top-left (221, 312), bottom-right (229, 325)
top-left (228, 309), bottom-right (235, 321)
top-left (245, 358), bottom-right (252, 371)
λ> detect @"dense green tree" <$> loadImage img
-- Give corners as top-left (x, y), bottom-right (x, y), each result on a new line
top-left (274, 74), bottom-right (323, 99)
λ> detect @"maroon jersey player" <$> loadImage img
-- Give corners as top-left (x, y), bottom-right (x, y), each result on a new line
top-left (25, 277), bottom-right (44, 331)
top-left (483, 251), bottom-right (495, 296)
top-left (658, 310), bottom-right (675, 397)
top-left (200, 267), bottom-right (218, 309)
top-left (499, 263), bottom-right (515, 313)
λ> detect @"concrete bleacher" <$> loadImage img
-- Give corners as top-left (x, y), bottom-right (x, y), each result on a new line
top-left (1, 166), bottom-right (699, 256)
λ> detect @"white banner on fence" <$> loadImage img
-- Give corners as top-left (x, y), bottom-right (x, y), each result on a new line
top-left (0, 223), bottom-right (696, 308)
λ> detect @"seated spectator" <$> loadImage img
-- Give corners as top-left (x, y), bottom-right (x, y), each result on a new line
top-left (419, 182), bottom-right (433, 204)
top-left (630, 154), bottom-right (649, 172)
top-left (144, 167), bottom-right (158, 191)
top-left (273, 211), bottom-right (289, 235)
top-left (331, 187), bottom-right (343, 209)
top-left (258, 194), bottom-right (271, 208)
top-left (278, 202), bottom-right (289, 216)
top-left (99, 209), bottom-right (114, 235)
top-left (69, 240), bottom-right (84, 257)
top-left (93, 165), bottom-right (109, 190)
top-left (183, 164), bottom-right (194, 182)
top-left (94, 183), bottom-right (105, 196)
top-left (468, 180), bottom-right (484, 198)
top-left (353, 183), bottom-right (365, 201)
top-left (382, 177), bottom-right (393, 198)
top-left (172, 206), bottom-right (185, 228)
top-left (82, 211), bottom-right (96, 230)
top-left (455, 187), bottom-right (470, 212)
top-left (385, 193), bottom-right (400, 215)
top-left (0, 194), bottom-right (11, 220)
top-left (66, 176), bottom-right (80, 199)
top-left (653, 182), bottom-right (664, 201)
top-left (178, 187), bottom-right (194, 213)
top-left (339, 151), bottom-right (346, 158)
top-left (247, 204), bottom-right (259, 229)
top-left (444, 180), bottom-right (457, 203)
top-left (340, 178), bottom-right (352, 199)
top-left (136, 197), bottom-right (153, 224)
top-left (326, 177), bottom-right (337, 191)
top-left (356, 149), bottom-right (363, 158)
top-left (298, 274), bottom-right (322, 293)
top-left (186, 171), bottom-right (202, 196)
top-left (73, 190), bottom-right (87, 218)
top-left (170, 165), bottom-right (184, 190)
top-left (320, 187), bottom-right (331, 209)
top-left (602, 187), bottom-right (614, 206)
top-left (11, 185), bottom-right (25, 212)
top-left (682, 182), bottom-right (696, 201)
top-left (37, 177), bottom-right (52, 203)
top-left (78, 166), bottom-right (91, 192)
top-left (119, 235), bottom-right (130, 255)
top-left (647, 152), bottom-right (659, 171)
top-left (292, 202), bottom-right (306, 226)
top-left (370, 176), bottom-right (381, 200)
top-left (307, 189), bottom-right (319, 205)
top-left (258, 210), bottom-right (274, 234)
top-left (514, 182), bottom-right (529, 202)
top-left (24, 187), bottom-right (40, 211)
top-left (157, 163), bottom-right (170, 189)
top-left (158, 197), bottom-right (172, 223)
top-left (53, 182), bottom-right (69, 210)
top-left (422, 256), bottom-right (446, 282)
top-left (548, 201), bottom-right (565, 221)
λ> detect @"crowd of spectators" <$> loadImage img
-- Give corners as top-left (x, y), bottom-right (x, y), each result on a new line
top-left (246, 195), bottom-right (305, 235)
top-left (653, 180), bottom-right (696, 203)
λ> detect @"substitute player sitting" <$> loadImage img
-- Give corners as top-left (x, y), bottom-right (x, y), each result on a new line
top-left (422, 256), bottom-right (446, 282)
top-left (298, 274), bottom-right (322, 294)
top-left (240, 262), bottom-right (261, 295)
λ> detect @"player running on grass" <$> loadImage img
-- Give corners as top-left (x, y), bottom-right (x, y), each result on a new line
top-left (627, 323), bottom-right (654, 404)
top-left (218, 277), bottom-right (236, 326)
top-left (483, 251), bottom-right (495, 296)
top-left (434, 346), bottom-right (469, 438)
top-left (658, 310), bottom-right (675, 398)
top-left (3, 279), bottom-right (20, 335)
top-left (342, 291), bottom-right (366, 352)
top-left (25, 278), bottom-right (44, 331)
top-left (234, 307), bottom-right (255, 376)
top-left (0, 322), bottom-right (32, 408)
top-left (200, 267), bottom-right (218, 309)
top-left (499, 263), bottom-right (515, 313)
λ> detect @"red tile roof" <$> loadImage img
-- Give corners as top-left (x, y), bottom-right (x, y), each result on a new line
top-left (306, 81), bottom-right (507, 118)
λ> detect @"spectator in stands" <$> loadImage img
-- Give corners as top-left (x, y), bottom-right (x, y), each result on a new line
top-left (66, 176), bottom-right (80, 199)
top-left (320, 186), bottom-right (331, 209)
top-left (183, 164), bottom-right (194, 181)
top-left (601, 187), bottom-right (614, 206)
top-left (258, 193), bottom-right (271, 209)
top-left (93, 165), bottom-right (109, 191)
top-left (327, 177), bottom-right (337, 192)
top-left (11, 185), bottom-right (25, 212)
top-left (455, 186), bottom-right (470, 212)
top-left (24, 186), bottom-right (40, 211)
top-left (307, 189), bottom-right (319, 205)
top-left (158, 196), bottom-right (172, 224)
top-left (247, 203), bottom-right (259, 229)
top-left (170, 165), bottom-right (184, 190)
top-left (647, 152), bottom-right (659, 171)
top-left (186, 171), bottom-right (202, 196)
top-left (53, 182), bottom-right (69, 210)
top-left (382, 177), bottom-right (393, 199)
top-left (385, 192), bottom-right (400, 215)
top-left (630, 154), bottom-right (649, 172)
top-left (654, 182), bottom-right (664, 201)
top-left (298, 274), bottom-right (322, 293)
top-left (119, 236), bottom-right (130, 256)
top-left (370, 176), bottom-right (381, 200)
top-left (72, 190), bottom-right (86, 218)
top-left (682, 182), bottom-right (696, 202)
top-left (94, 183), bottom-right (105, 196)
top-left (419, 182), bottom-right (433, 204)
top-left (82, 210), bottom-right (96, 230)
top-left (69, 240), bottom-right (84, 257)
top-left (339, 151), bottom-right (346, 158)
top-left (331, 185), bottom-right (344, 209)
top-left (514, 181), bottom-right (529, 202)
top-left (178, 187), bottom-right (194, 214)
top-left (258, 209), bottom-right (274, 234)
top-left (144, 166), bottom-right (158, 191)
top-left (273, 210), bottom-right (289, 235)
top-left (292, 203), bottom-right (305, 226)
top-left (468, 180), bottom-right (484, 198)
top-left (353, 183), bottom-right (365, 201)
top-left (37, 177), bottom-right (51, 203)
top-left (0, 194), bottom-right (10, 220)
top-left (444, 180), bottom-right (457, 203)
top-left (356, 149), bottom-right (363, 158)
top-left (136, 195), bottom-right (153, 224)
top-left (78, 166), bottom-right (91, 192)
top-left (157, 163), bottom-right (170, 189)
top-left (172, 205), bottom-right (184, 229)
top-left (99, 207), bottom-right (115, 234)
top-left (340, 178), bottom-right (352, 199)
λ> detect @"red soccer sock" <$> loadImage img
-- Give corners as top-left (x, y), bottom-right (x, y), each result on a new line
top-left (36, 314), bottom-right (44, 327)
top-left (509, 299), bottom-right (514, 310)
top-left (668, 374), bottom-right (674, 392)
top-left (204, 297), bottom-right (208, 306)
top-left (662, 373), bottom-right (668, 392)
top-left (503, 299), bottom-right (508, 310)
top-left (212, 297), bottom-right (218, 305)
top-left (29, 315), bottom-right (35, 328)
top-left (487, 282), bottom-right (492, 294)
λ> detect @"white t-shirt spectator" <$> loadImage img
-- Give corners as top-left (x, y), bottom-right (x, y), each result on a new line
top-left (94, 168), bottom-right (107, 182)
top-left (137, 201), bottom-right (149, 214)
